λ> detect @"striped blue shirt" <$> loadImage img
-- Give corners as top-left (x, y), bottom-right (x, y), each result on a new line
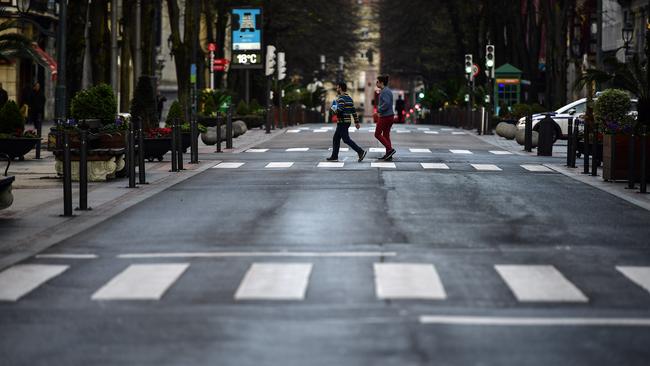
top-left (335, 93), bottom-right (358, 123)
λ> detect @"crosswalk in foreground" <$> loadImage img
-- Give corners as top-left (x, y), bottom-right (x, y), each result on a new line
top-left (213, 161), bottom-right (555, 172)
top-left (1, 262), bottom-right (649, 304)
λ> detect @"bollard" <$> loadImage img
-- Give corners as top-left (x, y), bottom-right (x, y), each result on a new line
top-left (62, 131), bottom-right (73, 217)
top-left (570, 122), bottom-right (579, 168)
top-left (226, 104), bottom-right (233, 149)
top-left (524, 114), bottom-right (533, 152)
top-left (591, 129), bottom-right (598, 177)
top-left (215, 112), bottom-right (222, 153)
top-left (583, 122), bottom-right (590, 174)
top-left (537, 113), bottom-right (555, 156)
top-left (128, 119), bottom-right (137, 188)
top-left (137, 117), bottom-right (147, 184)
top-left (567, 118), bottom-right (573, 167)
top-left (190, 114), bottom-right (199, 164)
top-left (170, 118), bottom-right (178, 172)
top-left (35, 118), bottom-right (42, 159)
top-left (176, 118), bottom-right (184, 170)
top-left (627, 132), bottom-right (636, 189)
top-left (265, 106), bottom-right (271, 134)
top-left (76, 129), bottom-right (91, 210)
top-left (640, 126), bottom-right (647, 194)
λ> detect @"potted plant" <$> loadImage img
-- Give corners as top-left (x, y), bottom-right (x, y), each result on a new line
top-left (143, 127), bottom-right (172, 161)
top-left (164, 100), bottom-right (204, 152)
top-left (0, 100), bottom-right (40, 160)
top-left (594, 89), bottom-right (635, 181)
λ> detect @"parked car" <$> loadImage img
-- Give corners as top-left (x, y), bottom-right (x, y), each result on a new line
top-left (516, 97), bottom-right (638, 142)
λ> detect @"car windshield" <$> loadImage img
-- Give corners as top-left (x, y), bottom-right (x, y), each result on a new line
top-left (556, 101), bottom-right (586, 114)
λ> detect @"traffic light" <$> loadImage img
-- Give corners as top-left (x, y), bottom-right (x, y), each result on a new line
top-left (485, 45), bottom-right (495, 78)
top-left (464, 54), bottom-right (473, 76)
top-left (265, 45), bottom-right (276, 77)
top-left (277, 52), bottom-right (287, 80)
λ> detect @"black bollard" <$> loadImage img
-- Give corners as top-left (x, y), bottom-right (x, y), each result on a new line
top-left (627, 132), bottom-right (636, 189)
top-left (170, 118), bottom-right (178, 172)
top-left (571, 122), bottom-right (579, 168)
top-left (524, 114), bottom-right (533, 152)
top-left (137, 117), bottom-right (147, 184)
top-left (35, 119), bottom-right (42, 159)
top-left (640, 126), bottom-right (647, 194)
top-left (226, 104), bottom-right (233, 149)
top-left (176, 118), bottom-right (184, 170)
top-left (216, 112), bottom-right (222, 153)
top-left (76, 129), bottom-right (91, 210)
top-left (190, 114), bottom-right (199, 164)
top-left (583, 122), bottom-right (590, 174)
top-left (537, 114), bottom-right (555, 156)
top-left (62, 131), bottom-right (73, 217)
top-left (567, 118), bottom-right (573, 167)
top-left (591, 129), bottom-right (598, 177)
top-left (128, 120), bottom-right (137, 188)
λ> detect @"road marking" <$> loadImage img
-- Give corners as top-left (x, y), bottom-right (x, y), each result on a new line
top-left (286, 148), bottom-right (309, 152)
top-left (441, 128), bottom-right (454, 131)
top-left (213, 162), bottom-right (245, 169)
top-left (424, 131), bottom-right (439, 134)
top-left (417, 127), bottom-right (430, 131)
top-left (313, 129), bottom-right (328, 133)
top-left (117, 251), bottom-right (397, 259)
top-left (371, 162), bottom-right (396, 168)
top-left (318, 162), bottom-right (345, 168)
top-left (299, 127), bottom-right (310, 130)
top-left (245, 149), bottom-right (269, 153)
top-left (452, 132), bottom-right (467, 135)
top-left (450, 149), bottom-right (472, 154)
top-left (369, 128), bottom-right (376, 133)
top-left (617, 266), bottom-right (650, 294)
top-left (35, 254), bottom-right (98, 259)
top-left (521, 164), bottom-right (554, 172)
top-left (419, 315), bottom-right (650, 327)
top-left (495, 265), bottom-right (588, 302)
top-left (329, 147), bottom-right (349, 152)
top-left (421, 163), bottom-right (449, 170)
top-left (489, 150), bottom-right (513, 155)
top-left (409, 148), bottom-right (432, 153)
top-left (235, 263), bottom-right (312, 300)
top-left (91, 264), bottom-right (189, 301)
top-left (471, 164), bottom-right (502, 171)
top-left (287, 130), bottom-right (301, 133)
top-left (374, 263), bottom-right (447, 300)
top-left (369, 148), bottom-right (386, 153)
top-left (265, 162), bottom-right (294, 168)
top-left (396, 130), bottom-right (410, 133)
top-left (0, 264), bottom-right (69, 301)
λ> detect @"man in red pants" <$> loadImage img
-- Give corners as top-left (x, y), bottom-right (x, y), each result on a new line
top-left (373, 75), bottom-right (395, 160)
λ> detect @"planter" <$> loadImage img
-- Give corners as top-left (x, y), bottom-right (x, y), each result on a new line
top-left (197, 116), bottom-right (219, 127)
top-left (0, 176), bottom-right (15, 210)
top-left (143, 137), bottom-right (171, 162)
top-left (96, 132), bottom-right (126, 149)
top-left (602, 134), bottom-right (650, 182)
top-left (181, 130), bottom-right (201, 152)
top-left (0, 137), bottom-right (40, 160)
top-left (54, 149), bottom-right (126, 182)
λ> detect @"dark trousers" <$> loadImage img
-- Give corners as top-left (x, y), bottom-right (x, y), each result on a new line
top-left (331, 122), bottom-right (363, 158)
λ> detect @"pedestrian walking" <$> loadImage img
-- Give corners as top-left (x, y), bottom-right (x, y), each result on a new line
top-left (373, 75), bottom-right (395, 160)
top-left (156, 92), bottom-right (167, 123)
top-left (395, 95), bottom-right (405, 123)
top-left (28, 82), bottom-right (45, 131)
top-left (0, 83), bottom-right (8, 108)
top-left (327, 82), bottom-right (367, 162)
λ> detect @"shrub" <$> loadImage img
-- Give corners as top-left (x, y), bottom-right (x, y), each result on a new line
top-left (0, 100), bottom-right (25, 134)
top-left (594, 89), bottom-right (634, 134)
top-left (130, 76), bottom-right (158, 130)
top-left (165, 100), bottom-right (184, 127)
top-left (510, 104), bottom-right (531, 120)
top-left (70, 84), bottom-right (117, 125)
top-left (236, 100), bottom-right (248, 115)
top-left (249, 99), bottom-right (263, 115)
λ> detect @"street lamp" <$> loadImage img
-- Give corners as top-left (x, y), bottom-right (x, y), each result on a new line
top-left (16, 0), bottom-right (32, 15)
top-left (622, 20), bottom-right (634, 61)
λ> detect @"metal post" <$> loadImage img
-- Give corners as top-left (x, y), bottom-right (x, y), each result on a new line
top-left (627, 132), bottom-right (636, 189)
top-left (591, 129), bottom-right (598, 176)
top-left (111, 0), bottom-right (118, 93)
top-left (35, 119), bottom-right (42, 159)
top-left (55, 0), bottom-right (67, 120)
top-left (524, 114), bottom-right (532, 152)
top-left (128, 121), bottom-right (136, 188)
top-left (245, 69), bottom-right (251, 104)
top-left (279, 88), bottom-right (284, 128)
top-left (177, 118), bottom-right (184, 170)
top-left (76, 129), bottom-right (90, 210)
top-left (266, 78), bottom-right (272, 134)
top-left (170, 118), bottom-right (178, 172)
top-left (137, 117), bottom-right (147, 184)
top-left (215, 112), bottom-right (222, 153)
top-left (583, 122), bottom-right (590, 174)
top-left (567, 118), bottom-right (573, 167)
top-left (62, 131), bottom-right (73, 216)
top-left (640, 126), bottom-right (647, 194)
top-left (134, 0), bottom-right (142, 80)
top-left (226, 104), bottom-right (233, 149)
top-left (571, 122), bottom-right (579, 168)
top-left (190, 115), bottom-right (198, 164)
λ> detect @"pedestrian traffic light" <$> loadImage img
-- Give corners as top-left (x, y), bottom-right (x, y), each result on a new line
top-left (265, 45), bottom-right (276, 77)
top-left (464, 54), bottom-right (473, 75)
top-left (277, 52), bottom-right (287, 80)
top-left (485, 45), bottom-right (495, 78)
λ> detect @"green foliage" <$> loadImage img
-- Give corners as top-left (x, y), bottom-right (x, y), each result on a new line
top-left (165, 100), bottom-right (184, 126)
top-left (236, 100), bottom-right (249, 115)
top-left (0, 100), bottom-right (25, 134)
top-left (130, 76), bottom-right (158, 130)
top-left (200, 89), bottom-right (232, 116)
top-left (249, 99), bottom-right (263, 114)
top-left (70, 84), bottom-right (117, 125)
top-left (180, 123), bottom-right (207, 133)
top-left (510, 104), bottom-right (532, 120)
top-left (594, 89), bottom-right (634, 134)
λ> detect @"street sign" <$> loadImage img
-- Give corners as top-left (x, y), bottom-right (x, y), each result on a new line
top-left (190, 64), bottom-right (197, 83)
top-left (472, 64), bottom-right (480, 78)
top-left (208, 43), bottom-right (216, 52)
top-left (231, 8), bottom-right (263, 70)
top-left (213, 58), bottom-right (229, 72)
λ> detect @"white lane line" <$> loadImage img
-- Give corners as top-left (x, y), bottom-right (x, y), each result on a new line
top-left (369, 148), bottom-right (386, 153)
top-left (91, 264), bottom-right (189, 301)
top-left (117, 251), bottom-right (397, 259)
top-left (419, 315), bottom-right (650, 327)
top-left (417, 127), bottom-right (431, 131)
top-left (368, 129), bottom-right (376, 133)
top-left (213, 162), bottom-right (245, 169)
top-left (0, 264), bottom-right (69, 301)
top-left (235, 263), bottom-right (312, 300)
top-left (318, 162), bottom-right (345, 168)
top-left (328, 147), bottom-right (349, 152)
top-left (35, 254), bottom-right (98, 259)
top-left (246, 149), bottom-right (269, 153)
top-left (449, 149), bottom-right (472, 154)
top-left (286, 148), bottom-right (309, 152)
top-left (265, 162), bottom-right (294, 168)
top-left (490, 150), bottom-right (513, 155)
top-left (287, 130), bottom-right (301, 133)
top-left (374, 263), bottom-right (447, 300)
top-left (371, 162), bottom-right (396, 168)
top-left (421, 163), bottom-right (449, 170)
top-left (495, 265), bottom-right (588, 302)
top-left (409, 148), bottom-right (432, 153)
top-left (521, 164), bottom-right (554, 172)
top-left (617, 266), bottom-right (650, 294)
top-left (299, 127), bottom-right (310, 130)
top-left (452, 132), bottom-right (467, 135)
top-left (471, 164), bottom-right (502, 171)
top-left (424, 131), bottom-right (439, 134)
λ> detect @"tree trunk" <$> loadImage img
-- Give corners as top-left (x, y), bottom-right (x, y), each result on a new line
top-left (89, 0), bottom-right (110, 85)
top-left (543, 0), bottom-right (572, 109)
top-left (66, 0), bottom-right (90, 111)
top-left (167, 0), bottom-right (198, 119)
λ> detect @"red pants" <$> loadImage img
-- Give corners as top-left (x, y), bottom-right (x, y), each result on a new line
top-left (375, 115), bottom-right (394, 151)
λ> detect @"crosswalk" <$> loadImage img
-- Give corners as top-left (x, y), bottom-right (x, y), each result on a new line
top-left (2, 262), bottom-right (649, 304)
top-left (245, 148), bottom-right (514, 155)
top-left (283, 127), bottom-right (472, 135)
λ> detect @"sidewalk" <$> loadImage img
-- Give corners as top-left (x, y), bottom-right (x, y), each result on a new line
top-left (0, 125), bottom-right (285, 271)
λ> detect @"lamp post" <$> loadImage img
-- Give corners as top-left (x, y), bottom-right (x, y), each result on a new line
top-left (622, 20), bottom-right (634, 62)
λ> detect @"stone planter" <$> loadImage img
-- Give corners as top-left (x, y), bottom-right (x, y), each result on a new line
top-left (0, 176), bottom-right (15, 210)
top-left (97, 132), bottom-right (127, 149)
top-left (496, 122), bottom-right (517, 139)
top-left (602, 134), bottom-right (650, 182)
top-left (143, 138), bottom-right (171, 162)
top-left (0, 137), bottom-right (40, 160)
top-left (54, 149), bottom-right (126, 182)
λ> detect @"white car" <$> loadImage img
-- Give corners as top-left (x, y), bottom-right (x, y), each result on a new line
top-left (516, 97), bottom-right (638, 142)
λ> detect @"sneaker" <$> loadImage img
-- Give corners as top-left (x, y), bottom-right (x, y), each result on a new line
top-left (385, 149), bottom-right (396, 160)
top-left (384, 156), bottom-right (393, 161)
top-left (358, 150), bottom-right (367, 162)
top-left (326, 156), bottom-right (338, 161)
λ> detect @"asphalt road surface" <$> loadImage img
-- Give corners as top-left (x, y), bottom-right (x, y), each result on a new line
top-left (2, 124), bottom-right (650, 366)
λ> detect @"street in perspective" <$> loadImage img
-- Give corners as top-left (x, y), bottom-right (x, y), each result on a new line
top-left (2, 1), bottom-right (650, 365)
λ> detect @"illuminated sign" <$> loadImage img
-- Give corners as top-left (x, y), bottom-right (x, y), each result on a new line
top-left (231, 8), bottom-right (263, 70)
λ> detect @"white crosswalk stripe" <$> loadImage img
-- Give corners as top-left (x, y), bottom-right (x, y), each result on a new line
top-left (328, 147), bottom-right (349, 152)
top-left (617, 266), bottom-right (650, 294)
top-left (452, 132), bottom-right (467, 135)
top-left (369, 148), bottom-right (386, 153)
top-left (91, 264), bottom-right (189, 301)
top-left (286, 129), bottom-right (301, 133)
top-left (235, 263), bottom-right (312, 300)
top-left (471, 164), bottom-right (502, 171)
top-left (450, 149), bottom-right (472, 154)
top-left (318, 162), bottom-right (345, 168)
top-left (246, 149), bottom-right (269, 153)
top-left (495, 265), bottom-right (588, 302)
top-left (286, 148), bottom-right (309, 152)
top-left (213, 162), bottom-right (245, 169)
top-left (490, 150), bottom-right (513, 155)
top-left (313, 129), bottom-right (327, 133)
top-left (371, 162), bottom-right (396, 168)
top-left (0, 264), bottom-right (69, 301)
top-left (265, 162), bottom-right (294, 168)
top-left (374, 263), bottom-right (447, 300)
top-left (521, 164), bottom-right (554, 172)
top-left (409, 148), bottom-right (432, 153)
top-left (424, 131), bottom-right (439, 134)
top-left (417, 127), bottom-right (431, 131)
top-left (421, 163), bottom-right (449, 170)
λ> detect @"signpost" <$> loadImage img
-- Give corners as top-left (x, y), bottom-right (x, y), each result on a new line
top-left (231, 7), bottom-right (263, 104)
top-left (208, 43), bottom-right (216, 89)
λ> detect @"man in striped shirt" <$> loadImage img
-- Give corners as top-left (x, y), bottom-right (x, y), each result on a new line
top-left (327, 82), bottom-right (367, 162)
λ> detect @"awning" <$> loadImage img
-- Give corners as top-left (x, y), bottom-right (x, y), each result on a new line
top-left (29, 43), bottom-right (57, 81)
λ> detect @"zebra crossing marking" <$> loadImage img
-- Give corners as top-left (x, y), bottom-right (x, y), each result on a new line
top-left (213, 162), bottom-right (245, 169)
top-left (286, 148), bottom-right (309, 152)
top-left (490, 150), bottom-right (513, 155)
top-left (471, 164), bottom-right (502, 171)
top-left (421, 163), bottom-right (450, 170)
top-left (91, 264), bottom-right (189, 301)
top-left (495, 265), bottom-right (588, 302)
top-left (118, 251), bottom-right (397, 259)
top-left (35, 254), bottom-right (98, 259)
top-left (419, 315), bottom-right (650, 327)
top-left (234, 263), bottom-right (312, 300)
top-left (417, 127), bottom-right (431, 131)
top-left (318, 162), bottom-right (345, 168)
top-left (409, 148), bottom-right (432, 153)
top-left (452, 132), bottom-right (467, 135)
top-left (374, 263), bottom-right (447, 300)
top-left (396, 130), bottom-right (411, 134)
top-left (424, 131), bottom-right (439, 134)
top-left (521, 164), bottom-right (554, 172)
top-left (265, 162), bottom-right (294, 168)
top-left (617, 266), bottom-right (650, 294)
top-left (369, 148), bottom-right (386, 153)
top-left (313, 129), bottom-right (328, 133)
top-left (371, 162), bottom-right (396, 168)
top-left (450, 149), bottom-right (472, 154)
top-left (245, 149), bottom-right (269, 153)
top-left (328, 147), bottom-right (349, 152)
top-left (441, 128), bottom-right (454, 131)
top-left (286, 129), bottom-right (301, 133)
top-left (0, 264), bottom-right (69, 301)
